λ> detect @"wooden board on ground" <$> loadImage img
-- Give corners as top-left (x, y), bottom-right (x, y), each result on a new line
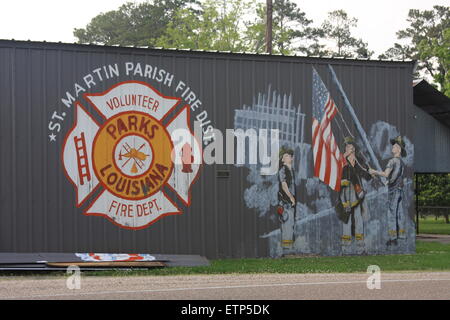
top-left (46, 261), bottom-right (166, 268)
top-left (0, 252), bottom-right (209, 270)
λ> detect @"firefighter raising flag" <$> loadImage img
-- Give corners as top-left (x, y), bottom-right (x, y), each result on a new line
top-left (312, 68), bottom-right (343, 192)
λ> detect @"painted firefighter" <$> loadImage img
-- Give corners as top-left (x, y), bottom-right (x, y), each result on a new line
top-left (277, 146), bottom-right (296, 253)
top-left (336, 137), bottom-right (372, 247)
top-left (369, 136), bottom-right (407, 246)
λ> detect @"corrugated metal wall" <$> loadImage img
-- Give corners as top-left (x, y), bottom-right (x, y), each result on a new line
top-left (0, 40), bottom-right (415, 258)
top-left (412, 105), bottom-right (450, 173)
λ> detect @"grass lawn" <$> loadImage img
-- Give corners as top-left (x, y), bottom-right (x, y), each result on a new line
top-left (419, 216), bottom-right (450, 235)
top-left (83, 240), bottom-right (450, 277)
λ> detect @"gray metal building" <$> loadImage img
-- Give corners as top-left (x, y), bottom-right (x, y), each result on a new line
top-left (0, 40), bottom-right (420, 258)
top-left (412, 79), bottom-right (450, 173)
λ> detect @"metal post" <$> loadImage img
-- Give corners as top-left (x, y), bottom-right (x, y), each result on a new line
top-left (416, 173), bottom-right (419, 234)
top-left (266, 0), bottom-right (273, 54)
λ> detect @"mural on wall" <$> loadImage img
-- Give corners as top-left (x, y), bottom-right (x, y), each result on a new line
top-left (336, 137), bottom-right (372, 249)
top-left (234, 65), bottom-right (415, 257)
top-left (369, 136), bottom-right (408, 246)
top-left (234, 85), bottom-right (308, 218)
top-left (62, 80), bottom-right (201, 229)
top-left (277, 146), bottom-right (297, 251)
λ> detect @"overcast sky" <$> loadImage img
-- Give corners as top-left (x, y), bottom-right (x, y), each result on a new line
top-left (0, 0), bottom-right (448, 55)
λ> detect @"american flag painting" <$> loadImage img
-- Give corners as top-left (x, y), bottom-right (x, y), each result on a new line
top-left (312, 68), bottom-right (343, 192)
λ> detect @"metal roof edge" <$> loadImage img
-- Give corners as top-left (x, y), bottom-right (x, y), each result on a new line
top-left (0, 38), bottom-right (415, 65)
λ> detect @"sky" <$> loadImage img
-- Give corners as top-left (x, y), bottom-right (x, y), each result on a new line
top-left (0, 0), bottom-right (448, 56)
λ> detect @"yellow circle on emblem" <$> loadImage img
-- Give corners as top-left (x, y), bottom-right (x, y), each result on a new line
top-left (92, 112), bottom-right (173, 200)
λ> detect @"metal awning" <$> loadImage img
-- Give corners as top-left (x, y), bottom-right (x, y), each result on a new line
top-left (413, 79), bottom-right (450, 127)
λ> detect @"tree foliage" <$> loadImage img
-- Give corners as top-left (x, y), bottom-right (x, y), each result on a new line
top-left (417, 27), bottom-right (450, 97)
top-left (156, 0), bottom-right (254, 51)
top-left (73, 1), bottom-right (373, 57)
top-left (72, 0), bottom-right (449, 88)
top-left (73, 0), bottom-right (199, 46)
top-left (320, 10), bottom-right (373, 58)
top-left (379, 6), bottom-right (450, 96)
top-left (417, 174), bottom-right (450, 207)
top-left (238, 0), bottom-right (318, 55)
top-left (269, 0), bottom-right (316, 55)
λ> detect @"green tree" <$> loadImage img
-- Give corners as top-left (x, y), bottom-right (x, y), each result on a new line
top-left (244, 0), bottom-right (318, 55)
top-left (73, 0), bottom-right (198, 46)
top-left (272, 0), bottom-right (315, 54)
top-left (417, 173), bottom-right (450, 223)
top-left (243, 3), bottom-right (266, 53)
top-left (378, 43), bottom-right (410, 60)
top-left (418, 27), bottom-right (450, 96)
top-left (156, 0), bottom-right (255, 51)
top-left (379, 6), bottom-right (450, 95)
top-left (320, 10), bottom-right (373, 58)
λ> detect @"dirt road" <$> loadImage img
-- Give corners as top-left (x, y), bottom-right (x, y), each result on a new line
top-left (1, 272), bottom-right (449, 300)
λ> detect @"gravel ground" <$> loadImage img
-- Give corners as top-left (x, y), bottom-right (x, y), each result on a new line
top-left (0, 272), bottom-right (449, 300)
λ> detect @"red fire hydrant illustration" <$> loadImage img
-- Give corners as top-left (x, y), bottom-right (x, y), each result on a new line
top-left (181, 143), bottom-right (194, 173)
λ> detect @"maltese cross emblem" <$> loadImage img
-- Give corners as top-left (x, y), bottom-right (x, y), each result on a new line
top-left (62, 81), bottom-right (201, 229)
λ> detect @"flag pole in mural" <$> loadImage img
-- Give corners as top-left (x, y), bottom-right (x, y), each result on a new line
top-left (327, 64), bottom-right (383, 174)
top-left (311, 67), bottom-right (343, 192)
